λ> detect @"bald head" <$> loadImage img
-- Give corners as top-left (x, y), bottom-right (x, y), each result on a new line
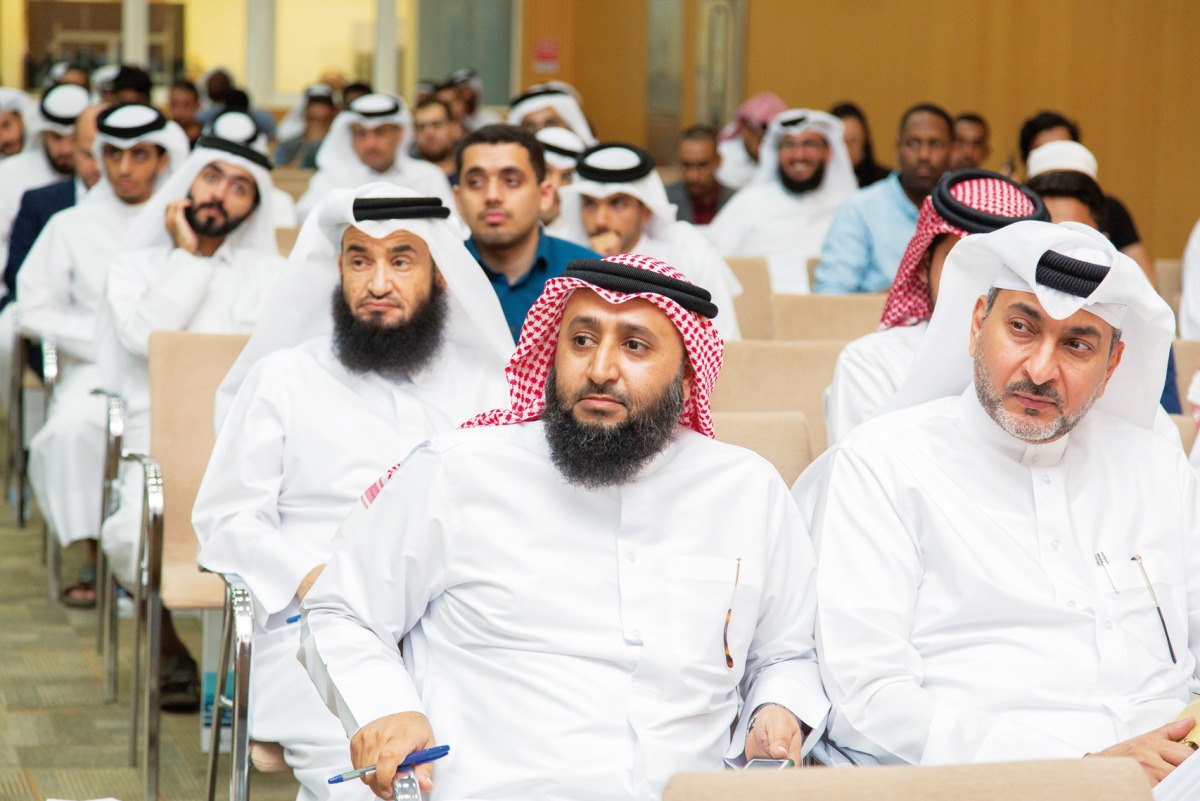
top-left (73, 103), bottom-right (107, 189)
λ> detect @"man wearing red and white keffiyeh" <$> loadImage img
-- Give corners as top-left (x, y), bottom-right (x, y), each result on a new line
top-left (300, 253), bottom-right (830, 801)
top-left (824, 169), bottom-right (1048, 445)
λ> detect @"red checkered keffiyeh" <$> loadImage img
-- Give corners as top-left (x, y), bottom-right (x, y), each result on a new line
top-left (462, 252), bottom-right (725, 437)
top-left (879, 177), bottom-right (1040, 329)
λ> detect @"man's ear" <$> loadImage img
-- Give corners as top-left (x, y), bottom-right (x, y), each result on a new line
top-left (538, 178), bottom-right (556, 215)
top-left (682, 359), bottom-right (695, 405)
top-left (968, 295), bottom-right (988, 357)
top-left (434, 267), bottom-right (447, 291)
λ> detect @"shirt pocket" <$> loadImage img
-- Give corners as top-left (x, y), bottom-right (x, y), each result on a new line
top-left (1103, 551), bottom-right (1187, 665)
top-left (668, 556), bottom-right (762, 671)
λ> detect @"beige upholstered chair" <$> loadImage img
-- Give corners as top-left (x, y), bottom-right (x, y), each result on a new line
top-left (770, 293), bottom-right (884, 341)
top-left (711, 411), bottom-right (813, 486)
top-left (710, 340), bottom-right (845, 457)
top-left (725, 257), bottom-right (772, 340)
top-left (663, 758), bottom-right (1151, 801)
top-left (274, 226), bottom-right (301, 257)
top-left (1172, 414), bottom-right (1198, 454)
top-left (1157, 257), bottom-right (1182, 332)
top-left (270, 167), bottom-right (314, 201)
top-left (125, 332), bottom-right (248, 801)
top-left (1173, 339), bottom-right (1200, 409)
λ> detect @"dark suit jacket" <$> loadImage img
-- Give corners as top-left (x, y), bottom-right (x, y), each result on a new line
top-left (3, 179), bottom-right (76, 309)
top-left (664, 180), bottom-right (736, 225)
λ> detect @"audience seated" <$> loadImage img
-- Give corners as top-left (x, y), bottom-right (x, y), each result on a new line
top-left (275, 85), bottom-right (336, 169)
top-left (556, 142), bottom-right (742, 338)
top-left (300, 254), bottom-right (828, 799)
top-left (707, 109), bottom-right (856, 294)
top-left (951, 112), bottom-right (991, 169)
top-left (1019, 110), bottom-right (1152, 280)
top-left (297, 93), bottom-right (452, 220)
top-left (455, 124), bottom-right (596, 339)
top-left (97, 128), bottom-right (285, 710)
top-left (194, 184), bottom-right (512, 799)
top-left (799, 221), bottom-right (1197, 789)
top-left (19, 104), bottom-right (187, 607)
top-left (715, 92), bottom-right (786, 190)
top-left (535, 125), bottom-right (585, 237)
top-left (664, 124), bottom-right (735, 226)
top-left (814, 103), bottom-right (954, 294)
top-left (411, 96), bottom-right (463, 182)
top-left (830, 101), bottom-right (891, 188)
top-left (825, 170), bottom-right (1048, 445)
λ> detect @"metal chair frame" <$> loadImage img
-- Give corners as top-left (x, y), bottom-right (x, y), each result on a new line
top-left (94, 390), bottom-right (124, 705)
top-left (205, 575), bottom-right (255, 801)
top-left (123, 449), bottom-right (163, 801)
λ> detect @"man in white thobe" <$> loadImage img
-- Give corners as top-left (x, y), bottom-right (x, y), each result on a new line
top-left (18, 104), bottom-right (188, 602)
top-left (714, 92), bottom-right (786, 191)
top-left (192, 185), bottom-right (512, 800)
top-left (706, 109), bottom-right (856, 294)
top-left (297, 94), bottom-right (453, 220)
top-left (556, 142), bottom-right (742, 339)
top-left (798, 221), bottom-right (1200, 788)
top-left (506, 83), bottom-right (596, 144)
top-left (300, 253), bottom-right (828, 801)
top-left (0, 83), bottom-right (90, 272)
top-left (824, 169), bottom-right (1049, 445)
top-left (534, 125), bottom-right (584, 239)
top-left (0, 87), bottom-right (33, 159)
top-left (97, 130), bottom-right (286, 707)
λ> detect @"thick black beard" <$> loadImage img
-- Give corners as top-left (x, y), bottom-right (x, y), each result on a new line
top-left (778, 161), bottom-right (825, 194)
top-left (329, 279), bottom-right (448, 375)
top-left (541, 364), bottom-right (685, 489)
top-left (184, 192), bottom-right (256, 238)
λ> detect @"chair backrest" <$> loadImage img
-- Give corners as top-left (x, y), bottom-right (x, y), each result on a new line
top-left (275, 226), bottom-right (300, 257)
top-left (1158, 257), bottom-right (1183, 331)
top-left (1171, 413), bottom-right (1197, 454)
top-left (711, 411), bottom-right (812, 485)
top-left (271, 167), bottom-right (314, 201)
top-left (726, 257), bottom-right (772, 340)
top-left (771, 293), bottom-right (884, 341)
top-left (1174, 339), bottom-right (1200, 408)
top-left (710, 339), bottom-right (845, 456)
top-left (148, 331), bottom-right (250, 609)
top-left (663, 758), bottom-right (1151, 801)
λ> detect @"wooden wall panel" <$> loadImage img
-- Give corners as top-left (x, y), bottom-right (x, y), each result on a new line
top-left (742, 0), bottom-right (1200, 256)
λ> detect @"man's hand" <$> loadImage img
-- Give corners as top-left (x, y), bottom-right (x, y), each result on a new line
top-left (743, 703), bottom-right (803, 767)
top-left (296, 564), bottom-right (325, 601)
top-left (588, 230), bottom-right (623, 257)
top-left (165, 198), bottom-right (199, 254)
top-left (1087, 717), bottom-right (1196, 785)
top-left (350, 712), bottom-right (437, 799)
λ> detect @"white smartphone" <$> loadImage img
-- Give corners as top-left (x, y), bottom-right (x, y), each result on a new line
top-left (743, 758), bottom-right (794, 770)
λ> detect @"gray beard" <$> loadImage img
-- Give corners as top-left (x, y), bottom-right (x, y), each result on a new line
top-left (972, 338), bottom-right (1102, 443)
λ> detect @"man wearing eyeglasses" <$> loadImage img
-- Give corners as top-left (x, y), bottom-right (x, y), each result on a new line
top-left (301, 254), bottom-right (828, 800)
top-left (800, 221), bottom-right (1200, 788)
top-left (813, 103), bottom-right (954, 294)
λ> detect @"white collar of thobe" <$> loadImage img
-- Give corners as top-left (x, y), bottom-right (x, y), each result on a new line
top-left (958, 386), bottom-right (1070, 467)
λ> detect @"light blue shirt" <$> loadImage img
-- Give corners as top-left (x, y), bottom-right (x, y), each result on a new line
top-left (813, 173), bottom-right (919, 294)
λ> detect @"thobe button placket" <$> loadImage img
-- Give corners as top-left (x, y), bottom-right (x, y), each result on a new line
top-left (626, 551), bottom-right (637, 563)
top-left (1041, 475), bottom-right (1052, 484)
top-left (1051, 540), bottom-right (1061, 551)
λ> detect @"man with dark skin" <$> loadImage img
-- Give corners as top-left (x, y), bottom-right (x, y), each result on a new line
top-left (814, 103), bottom-right (954, 294)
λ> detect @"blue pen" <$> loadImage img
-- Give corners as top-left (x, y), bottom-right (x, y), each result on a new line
top-left (328, 745), bottom-right (450, 784)
top-left (286, 614), bottom-right (301, 624)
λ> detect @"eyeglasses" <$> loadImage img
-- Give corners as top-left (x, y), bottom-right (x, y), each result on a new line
top-left (724, 557), bottom-right (741, 669)
top-left (1132, 554), bottom-right (1177, 664)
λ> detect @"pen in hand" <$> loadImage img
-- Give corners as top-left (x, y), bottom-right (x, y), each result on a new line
top-left (328, 744), bottom-right (450, 784)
